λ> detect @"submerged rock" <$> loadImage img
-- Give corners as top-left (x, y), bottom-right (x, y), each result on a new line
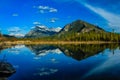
top-left (0, 61), bottom-right (16, 77)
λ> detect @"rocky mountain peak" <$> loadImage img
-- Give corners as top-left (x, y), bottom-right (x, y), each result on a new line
top-left (25, 25), bottom-right (61, 38)
top-left (59, 20), bottom-right (105, 34)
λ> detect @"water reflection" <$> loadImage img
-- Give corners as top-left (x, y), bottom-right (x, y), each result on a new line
top-left (0, 44), bottom-right (120, 80)
top-left (34, 68), bottom-right (58, 76)
top-left (26, 44), bottom-right (120, 61)
top-left (27, 45), bottom-right (62, 56)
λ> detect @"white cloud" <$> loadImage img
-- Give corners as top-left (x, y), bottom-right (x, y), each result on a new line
top-left (50, 19), bottom-right (55, 23)
top-left (38, 5), bottom-right (58, 13)
top-left (84, 4), bottom-right (120, 32)
top-left (12, 13), bottom-right (19, 17)
top-left (49, 8), bottom-right (58, 12)
top-left (50, 18), bottom-right (58, 23)
top-left (33, 21), bottom-right (41, 25)
top-left (38, 6), bottom-right (49, 10)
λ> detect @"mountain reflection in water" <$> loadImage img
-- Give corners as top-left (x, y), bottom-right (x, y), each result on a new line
top-left (0, 44), bottom-right (120, 80)
top-left (26, 44), bottom-right (119, 61)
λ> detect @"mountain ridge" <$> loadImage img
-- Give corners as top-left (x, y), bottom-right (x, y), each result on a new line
top-left (25, 20), bottom-right (105, 38)
top-left (25, 25), bottom-right (61, 38)
top-left (59, 20), bottom-right (105, 34)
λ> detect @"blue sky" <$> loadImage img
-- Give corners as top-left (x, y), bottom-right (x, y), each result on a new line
top-left (0, 0), bottom-right (120, 36)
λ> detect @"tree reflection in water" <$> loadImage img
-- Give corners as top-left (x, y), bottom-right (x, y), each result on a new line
top-left (26, 43), bottom-right (120, 61)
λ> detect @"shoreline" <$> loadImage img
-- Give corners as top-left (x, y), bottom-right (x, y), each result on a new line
top-left (0, 41), bottom-right (119, 45)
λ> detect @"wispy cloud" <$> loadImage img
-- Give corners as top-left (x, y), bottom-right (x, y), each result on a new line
top-left (84, 4), bottom-right (120, 32)
top-left (78, 0), bottom-right (120, 15)
top-left (12, 13), bottom-right (19, 17)
top-left (38, 6), bottom-right (58, 13)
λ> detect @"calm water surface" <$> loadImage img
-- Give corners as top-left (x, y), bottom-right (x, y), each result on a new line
top-left (0, 44), bottom-right (120, 80)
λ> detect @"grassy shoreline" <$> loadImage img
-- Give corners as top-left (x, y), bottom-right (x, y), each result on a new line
top-left (0, 41), bottom-right (119, 45)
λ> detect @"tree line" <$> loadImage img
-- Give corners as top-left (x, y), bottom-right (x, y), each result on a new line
top-left (23, 31), bottom-right (120, 42)
top-left (1, 31), bottom-right (120, 42)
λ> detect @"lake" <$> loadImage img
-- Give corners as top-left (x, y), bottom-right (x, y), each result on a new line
top-left (0, 44), bottom-right (120, 80)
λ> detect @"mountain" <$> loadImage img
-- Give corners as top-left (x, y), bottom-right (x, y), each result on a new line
top-left (3, 34), bottom-right (16, 38)
top-left (0, 34), bottom-right (10, 41)
top-left (25, 26), bottom-right (61, 38)
top-left (25, 20), bottom-right (106, 39)
top-left (9, 33), bottom-right (24, 38)
top-left (59, 20), bottom-right (105, 34)
top-left (0, 34), bottom-right (17, 42)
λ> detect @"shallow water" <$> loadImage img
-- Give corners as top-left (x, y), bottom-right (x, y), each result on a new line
top-left (0, 44), bottom-right (120, 80)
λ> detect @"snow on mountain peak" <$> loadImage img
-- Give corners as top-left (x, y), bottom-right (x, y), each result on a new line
top-left (54, 27), bottom-right (62, 32)
top-left (38, 25), bottom-right (46, 28)
top-left (50, 27), bottom-right (62, 32)
top-left (33, 26), bottom-right (62, 32)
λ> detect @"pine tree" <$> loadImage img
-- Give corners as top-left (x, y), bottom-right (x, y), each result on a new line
top-left (0, 30), bottom-right (2, 37)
